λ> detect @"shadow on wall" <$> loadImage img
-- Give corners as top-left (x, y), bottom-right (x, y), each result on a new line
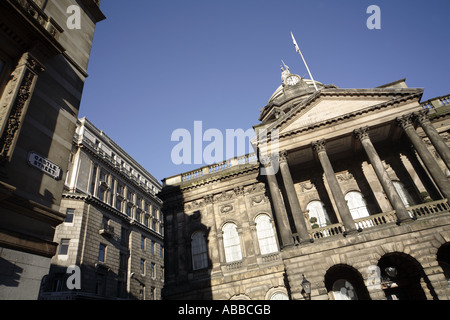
top-left (0, 256), bottom-right (23, 288)
top-left (160, 184), bottom-right (213, 300)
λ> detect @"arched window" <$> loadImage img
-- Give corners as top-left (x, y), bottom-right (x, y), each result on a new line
top-left (270, 292), bottom-right (289, 300)
top-left (191, 231), bottom-right (208, 270)
top-left (332, 279), bottom-right (358, 300)
top-left (255, 214), bottom-right (278, 255)
top-left (393, 181), bottom-right (415, 207)
top-left (222, 223), bottom-right (242, 263)
top-left (307, 200), bottom-right (331, 228)
top-left (345, 191), bottom-right (370, 220)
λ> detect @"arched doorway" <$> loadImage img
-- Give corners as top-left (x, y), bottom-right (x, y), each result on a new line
top-left (324, 264), bottom-right (371, 300)
top-left (378, 252), bottom-right (436, 300)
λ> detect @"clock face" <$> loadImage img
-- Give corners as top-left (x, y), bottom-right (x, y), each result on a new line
top-left (286, 75), bottom-right (300, 86)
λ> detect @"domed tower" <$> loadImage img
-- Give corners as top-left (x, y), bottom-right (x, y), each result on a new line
top-left (258, 62), bottom-right (332, 124)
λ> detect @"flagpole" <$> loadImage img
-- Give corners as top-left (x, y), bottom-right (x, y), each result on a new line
top-left (291, 32), bottom-right (318, 91)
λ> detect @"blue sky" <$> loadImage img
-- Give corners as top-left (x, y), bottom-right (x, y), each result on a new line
top-left (79, 0), bottom-right (450, 183)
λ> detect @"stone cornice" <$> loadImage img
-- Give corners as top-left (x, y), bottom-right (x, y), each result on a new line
top-left (77, 141), bottom-right (162, 205)
top-left (62, 192), bottom-right (163, 240)
top-left (171, 164), bottom-right (259, 192)
top-left (270, 89), bottom-right (423, 141)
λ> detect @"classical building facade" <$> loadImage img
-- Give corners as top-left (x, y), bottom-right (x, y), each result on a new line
top-left (0, 0), bottom-right (105, 299)
top-left (161, 65), bottom-right (450, 300)
top-left (40, 118), bottom-right (164, 300)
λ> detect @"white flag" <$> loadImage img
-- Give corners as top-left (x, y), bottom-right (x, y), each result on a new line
top-left (291, 32), bottom-right (300, 53)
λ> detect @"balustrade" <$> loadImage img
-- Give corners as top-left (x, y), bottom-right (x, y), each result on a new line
top-left (354, 211), bottom-right (397, 230)
top-left (309, 223), bottom-right (344, 240)
top-left (408, 199), bottom-right (450, 218)
top-left (182, 169), bottom-right (203, 181)
top-left (310, 200), bottom-right (450, 240)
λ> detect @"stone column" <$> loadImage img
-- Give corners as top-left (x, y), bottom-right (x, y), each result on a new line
top-left (354, 127), bottom-right (412, 224)
top-left (414, 110), bottom-right (450, 171)
top-left (278, 150), bottom-right (312, 244)
top-left (261, 157), bottom-right (294, 248)
top-left (397, 114), bottom-right (450, 200)
top-left (312, 140), bottom-right (357, 234)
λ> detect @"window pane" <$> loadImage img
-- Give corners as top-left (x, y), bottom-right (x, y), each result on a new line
top-left (307, 201), bottom-right (331, 228)
top-left (222, 223), bottom-right (242, 263)
top-left (99, 244), bottom-right (106, 262)
top-left (345, 191), bottom-right (370, 220)
top-left (65, 208), bottom-right (74, 223)
top-left (59, 239), bottom-right (69, 255)
top-left (191, 232), bottom-right (208, 270)
top-left (255, 215), bottom-right (278, 255)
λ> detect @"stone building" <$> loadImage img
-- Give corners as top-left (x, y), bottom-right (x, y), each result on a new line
top-left (39, 118), bottom-right (164, 300)
top-left (160, 65), bottom-right (450, 300)
top-left (0, 0), bottom-right (104, 299)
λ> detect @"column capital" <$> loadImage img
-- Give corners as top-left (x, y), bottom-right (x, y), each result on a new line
top-left (354, 126), bottom-right (370, 141)
top-left (279, 150), bottom-right (288, 163)
top-left (412, 109), bottom-right (430, 125)
top-left (396, 114), bottom-right (414, 129)
top-left (312, 139), bottom-right (326, 154)
top-left (260, 155), bottom-right (272, 168)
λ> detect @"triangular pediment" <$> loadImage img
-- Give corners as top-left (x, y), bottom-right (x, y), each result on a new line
top-left (270, 88), bottom-right (422, 136)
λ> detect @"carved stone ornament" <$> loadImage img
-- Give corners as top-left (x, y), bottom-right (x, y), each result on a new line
top-left (278, 150), bottom-right (288, 163)
top-left (219, 204), bottom-right (234, 214)
top-left (0, 53), bottom-right (44, 164)
top-left (412, 109), bottom-right (430, 125)
top-left (214, 190), bottom-right (235, 203)
top-left (251, 195), bottom-right (266, 206)
top-left (203, 194), bottom-right (214, 204)
top-left (185, 199), bottom-right (205, 211)
top-left (300, 181), bottom-right (315, 192)
top-left (396, 114), bottom-right (414, 129)
top-left (337, 172), bottom-right (354, 182)
top-left (245, 183), bottom-right (266, 194)
top-left (259, 155), bottom-right (272, 168)
top-left (234, 186), bottom-right (244, 196)
top-left (354, 126), bottom-right (370, 141)
top-left (312, 139), bottom-right (326, 153)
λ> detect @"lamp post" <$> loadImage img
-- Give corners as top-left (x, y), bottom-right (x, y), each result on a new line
top-left (301, 274), bottom-right (311, 300)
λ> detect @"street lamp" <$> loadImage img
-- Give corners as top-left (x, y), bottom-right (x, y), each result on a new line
top-left (301, 274), bottom-right (311, 300)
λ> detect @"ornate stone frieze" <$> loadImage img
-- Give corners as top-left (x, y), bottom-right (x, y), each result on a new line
top-left (234, 186), bottom-right (244, 196)
top-left (214, 190), bottom-right (235, 203)
top-left (0, 53), bottom-right (44, 163)
top-left (184, 199), bottom-right (205, 211)
top-left (245, 183), bottom-right (266, 194)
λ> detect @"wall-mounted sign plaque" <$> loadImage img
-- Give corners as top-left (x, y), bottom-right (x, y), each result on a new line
top-left (27, 151), bottom-right (62, 180)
